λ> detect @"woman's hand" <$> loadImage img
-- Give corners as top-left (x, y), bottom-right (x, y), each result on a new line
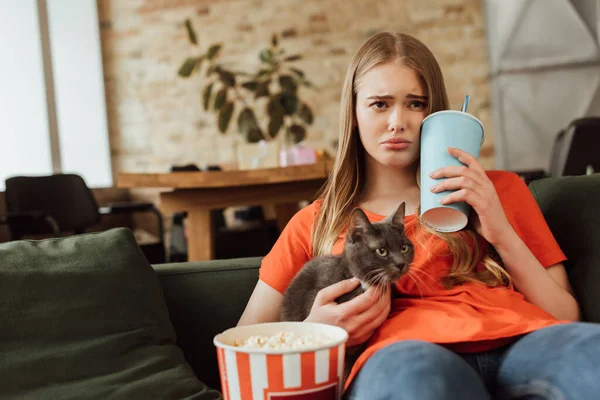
top-left (429, 147), bottom-right (514, 246)
top-left (304, 278), bottom-right (391, 347)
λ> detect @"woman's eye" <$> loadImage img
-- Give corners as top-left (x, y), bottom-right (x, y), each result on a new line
top-left (375, 248), bottom-right (388, 257)
top-left (371, 101), bottom-right (388, 109)
top-left (409, 101), bottom-right (427, 109)
top-left (401, 245), bottom-right (409, 254)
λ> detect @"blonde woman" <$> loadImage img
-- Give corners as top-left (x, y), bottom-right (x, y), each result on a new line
top-left (238, 31), bottom-right (599, 399)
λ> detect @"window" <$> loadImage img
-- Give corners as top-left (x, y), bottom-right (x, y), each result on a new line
top-left (0, 0), bottom-right (112, 191)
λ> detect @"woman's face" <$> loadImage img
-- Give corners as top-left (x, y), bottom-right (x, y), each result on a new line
top-left (355, 60), bottom-right (428, 169)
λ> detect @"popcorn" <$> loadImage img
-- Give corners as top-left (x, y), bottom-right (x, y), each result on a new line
top-left (234, 331), bottom-right (332, 350)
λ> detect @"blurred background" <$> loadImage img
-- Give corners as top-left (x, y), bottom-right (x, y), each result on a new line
top-left (1, 0), bottom-right (598, 261)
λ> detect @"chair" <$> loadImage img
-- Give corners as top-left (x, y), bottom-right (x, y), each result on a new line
top-left (548, 117), bottom-right (600, 177)
top-left (513, 117), bottom-right (600, 184)
top-left (1, 174), bottom-right (166, 264)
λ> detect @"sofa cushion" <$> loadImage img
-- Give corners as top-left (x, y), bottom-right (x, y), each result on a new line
top-left (0, 228), bottom-right (221, 400)
top-left (529, 174), bottom-right (600, 323)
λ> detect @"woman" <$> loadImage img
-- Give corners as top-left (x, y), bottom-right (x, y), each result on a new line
top-left (238, 31), bottom-right (600, 399)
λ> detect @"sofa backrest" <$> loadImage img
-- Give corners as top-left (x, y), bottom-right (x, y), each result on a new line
top-left (529, 174), bottom-right (600, 323)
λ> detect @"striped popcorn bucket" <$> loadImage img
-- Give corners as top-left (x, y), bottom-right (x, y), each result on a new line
top-left (214, 322), bottom-right (348, 400)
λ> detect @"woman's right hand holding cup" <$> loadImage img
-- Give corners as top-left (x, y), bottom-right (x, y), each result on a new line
top-left (304, 278), bottom-right (391, 347)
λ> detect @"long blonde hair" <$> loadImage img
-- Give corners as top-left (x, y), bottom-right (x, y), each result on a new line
top-left (312, 31), bottom-right (510, 289)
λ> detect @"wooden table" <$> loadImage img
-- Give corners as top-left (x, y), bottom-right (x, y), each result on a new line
top-left (117, 162), bottom-right (333, 261)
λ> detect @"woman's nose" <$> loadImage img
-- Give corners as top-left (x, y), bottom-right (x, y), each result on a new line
top-left (388, 107), bottom-right (406, 133)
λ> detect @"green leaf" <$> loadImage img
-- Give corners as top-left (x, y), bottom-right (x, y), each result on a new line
top-left (218, 102), bottom-right (234, 133)
top-left (241, 81), bottom-right (258, 91)
top-left (298, 103), bottom-right (314, 125)
top-left (247, 128), bottom-right (265, 143)
top-left (255, 81), bottom-right (270, 98)
top-left (184, 19), bottom-right (198, 45)
top-left (289, 67), bottom-right (305, 78)
top-left (260, 49), bottom-right (274, 64)
top-left (271, 33), bottom-right (279, 47)
top-left (207, 44), bottom-right (222, 60)
top-left (284, 54), bottom-right (302, 62)
top-left (214, 87), bottom-right (227, 110)
top-left (177, 57), bottom-right (200, 77)
top-left (268, 113), bottom-right (284, 137)
top-left (267, 94), bottom-right (285, 117)
top-left (257, 68), bottom-right (272, 78)
top-left (289, 124), bottom-right (307, 143)
top-left (207, 64), bottom-right (220, 76)
top-left (203, 82), bottom-right (214, 111)
top-left (237, 107), bottom-right (258, 134)
top-left (279, 75), bottom-right (297, 93)
top-left (301, 78), bottom-right (315, 89)
top-left (280, 92), bottom-right (299, 115)
top-left (219, 70), bottom-right (236, 87)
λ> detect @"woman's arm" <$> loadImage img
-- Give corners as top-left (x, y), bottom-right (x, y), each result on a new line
top-left (431, 147), bottom-right (580, 321)
top-left (237, 280), bottom-right (283, 326)
top-left (494, 229), bottom-right (580, 321)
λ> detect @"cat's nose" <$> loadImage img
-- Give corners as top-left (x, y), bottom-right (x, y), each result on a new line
top-left (395, 263), bottom-right (409, 274)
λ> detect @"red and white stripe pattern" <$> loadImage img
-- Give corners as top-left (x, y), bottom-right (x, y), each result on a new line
top-left (216, 345), bottom-right (345, 400)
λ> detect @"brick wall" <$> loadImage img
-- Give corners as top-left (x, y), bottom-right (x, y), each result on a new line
top-left (98, 0), bottom-right (494, 181)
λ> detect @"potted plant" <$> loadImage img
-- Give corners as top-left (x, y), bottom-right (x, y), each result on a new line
top-left (177, 19), bottom-right (316, 169)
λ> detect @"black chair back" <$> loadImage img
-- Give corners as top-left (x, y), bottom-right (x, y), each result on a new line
top-left (5, 174), bottom-right (100, 234)
top-left (549, 117), bottom-right (600, 177)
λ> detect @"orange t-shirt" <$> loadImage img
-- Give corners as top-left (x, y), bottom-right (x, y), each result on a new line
top-left (259, 171), bottom-right (569, 387)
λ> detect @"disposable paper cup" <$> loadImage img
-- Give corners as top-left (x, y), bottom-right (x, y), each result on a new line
top-left (420, 110), bottom-right (485, 232)
top-left (214, 322), bottom-right (348, 400)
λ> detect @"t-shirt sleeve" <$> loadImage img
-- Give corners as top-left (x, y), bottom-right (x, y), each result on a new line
top-left (492, 171), bottom-right (567, 268)
top-left (258, 202), bottom-right (319, 294)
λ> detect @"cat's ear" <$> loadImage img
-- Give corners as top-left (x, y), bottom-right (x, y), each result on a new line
top-left (347, 208), bottom-right (371, 242)
top-left (383, 202), bottom-right (406, 226)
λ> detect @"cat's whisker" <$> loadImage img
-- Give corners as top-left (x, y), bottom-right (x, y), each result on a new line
top-left (364, 268), bottom-right (385, 283)
top-left (410, 266), bottom-right (438, 285)
top-left (370, 271), bottom-right (387, 298)
top-left (407, 270), bottom-right (425, 299)
top-left (364, 269), bottom-right (387, 291)
top-left (376, 273), bottom-right (390, 298)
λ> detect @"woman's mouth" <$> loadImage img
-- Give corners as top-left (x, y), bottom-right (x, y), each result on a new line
top-left (381, 138), bottom-right (411, 150)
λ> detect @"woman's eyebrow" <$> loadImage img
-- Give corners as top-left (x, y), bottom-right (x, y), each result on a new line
top-left (366, 94), bottom-right (395, 100)
top-left (407, 94), bottom-right (429, 100)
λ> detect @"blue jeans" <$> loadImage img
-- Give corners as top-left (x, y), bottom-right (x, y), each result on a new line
top-left (344, 322), bottom-right (600, 400)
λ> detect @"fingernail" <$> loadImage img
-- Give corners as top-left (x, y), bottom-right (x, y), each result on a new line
top-left (350, 277), bottom-right (359, 283)
top-left (429, 172), bottom-right (436, 178)
top-left (439, 198), bottom-right (446, 204)
top-left (430, 185), bottom-right (438, 192)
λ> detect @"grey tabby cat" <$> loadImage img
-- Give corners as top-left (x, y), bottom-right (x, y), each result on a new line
top-left (280, 202), bottom-right (414, 381)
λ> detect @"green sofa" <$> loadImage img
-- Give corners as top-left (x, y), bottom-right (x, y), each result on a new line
top-left (1, 175), bottom-right (599, 399)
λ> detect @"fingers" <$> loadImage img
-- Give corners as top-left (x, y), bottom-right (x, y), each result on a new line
top-left (430, 165), bottom-right (485, 186)
top-left (439, 188), bottom-right (486, 208)
top-left (337, 286), bottom-right (379, 316)
top-left (346, 295), bottom-right (391, 344)
top-left (430, 176), bottom-right (480, 194)
top-left (446, 147), bottom-right (485, 174)
top-left (314, 278), bottom-right (360, 305)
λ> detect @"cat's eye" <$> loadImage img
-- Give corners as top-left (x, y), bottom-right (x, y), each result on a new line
top-left (401, 245), bottom-right (409, 254)
top-left (375, 248), bottom-right (388, 257)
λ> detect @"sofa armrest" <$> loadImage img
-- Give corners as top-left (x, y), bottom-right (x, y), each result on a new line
top-left (154, 257), bottom-right (261, 391)
top-left (529, 174), bottom-right (600, 323)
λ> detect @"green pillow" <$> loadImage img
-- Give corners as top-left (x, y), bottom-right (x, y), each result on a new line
top-left (0, 228), bottom-right (221, 400)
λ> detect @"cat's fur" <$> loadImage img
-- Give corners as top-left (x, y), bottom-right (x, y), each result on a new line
top-left (280, 202), bottom-right (415, 382)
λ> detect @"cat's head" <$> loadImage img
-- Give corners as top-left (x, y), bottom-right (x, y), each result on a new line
top-left (344, 202), bottom-right (414, 287)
